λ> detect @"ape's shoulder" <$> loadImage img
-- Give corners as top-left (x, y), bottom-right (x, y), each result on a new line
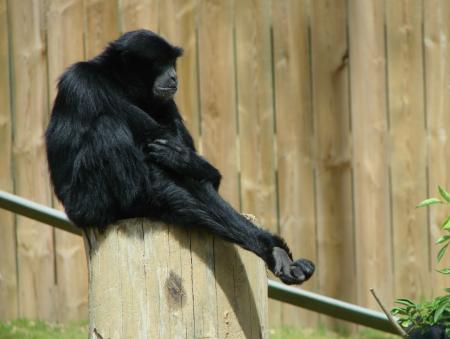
top-left (55, 61), bottom-right (124, 117)
top-left (58, 61), bottom-right (104, 92)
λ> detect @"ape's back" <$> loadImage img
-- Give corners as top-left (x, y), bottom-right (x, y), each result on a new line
top-left (46, 60), bottom-right (151, 229)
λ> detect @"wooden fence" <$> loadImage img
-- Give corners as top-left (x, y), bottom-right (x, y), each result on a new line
top-left (0, 0), bottom-right (449, 330)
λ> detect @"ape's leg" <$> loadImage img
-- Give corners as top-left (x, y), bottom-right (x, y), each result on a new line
top-left (150, 178), bottom-right (314, 285)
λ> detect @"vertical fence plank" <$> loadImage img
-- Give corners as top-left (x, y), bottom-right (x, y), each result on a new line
top-left (235, 0), bottom-right (276, 234)
top-left (197, 0), bottom-right (249, 337)
top-left (198, 0), bottom-right (238, 205)
top-left (159, 0), bottom-right (200, 145)
top-left (310, 0), bottom-right (355, 328)
top-left (8, 0), bottom-right (56, 320)
top-left (424, 0), bottom-right (450, 295)
top-left (0, 0), bottom-right (18, 321)
top-left (348, 0), bottom-right (393, 309)
top-left (46, 0), bottom-right (88, 322)
top-left (385, 0), bottom-right (430, 301)
top-left (119, 0), bottom-right (159, 33)
top-left (84, 0), bottom-right (120, 58)
top-left (271, 0), bottom-right (318, 327)
top-left (234, 0), bottom-right (273, 333)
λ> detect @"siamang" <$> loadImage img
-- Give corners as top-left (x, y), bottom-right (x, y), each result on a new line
top-left (45, 30), bottom-right (315, 285)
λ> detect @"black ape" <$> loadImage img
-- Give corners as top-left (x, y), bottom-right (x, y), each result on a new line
top-left (45, 30), bottom-right (314, 285)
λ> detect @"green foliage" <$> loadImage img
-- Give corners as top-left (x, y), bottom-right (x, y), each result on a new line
top-left (392, 186), bottom-right (450, 335)
top-left (391, 295), bottom-right (450, 330)
top-left (0, 319), bottom-right (87, 339)
top-left (416, 198), bottom-right (443, 208)
top-left (417, 186), bottom-right (450, 272)
top-left (0, 322), bottom-right (397, 339)
top-left (269, 326), bottom-right (396, 339)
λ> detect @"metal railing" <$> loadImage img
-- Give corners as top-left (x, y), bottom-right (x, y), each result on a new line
top-left (0, 190), bottom-right (399, 335)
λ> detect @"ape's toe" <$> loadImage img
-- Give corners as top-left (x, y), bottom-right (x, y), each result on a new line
top-left (271, 247), bottom-right (315, 285)
top-left (290, 265), bottom-right (306, 282)
top-left (291, 259), bottom-right (315, 281)
top-left (278, 273), bottom-right (300, 285)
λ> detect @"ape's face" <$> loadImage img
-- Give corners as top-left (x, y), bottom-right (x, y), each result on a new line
top-left (112, 29), bottom-right (183, 102)
top-left (152, 60), bottom-right (178, 101)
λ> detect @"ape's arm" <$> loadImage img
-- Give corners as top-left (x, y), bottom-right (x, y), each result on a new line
top-left (120, 103), bottom-right (222, 190)
top-left (139, 105), bottom-right (221, 189)
top-left (123, 101), bottom-right (168, 145)
top-left (146, 138), bottom-right (222, 190)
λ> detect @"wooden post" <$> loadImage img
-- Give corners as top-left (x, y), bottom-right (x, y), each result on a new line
top-left (83, 218), bottom-right (268, 339)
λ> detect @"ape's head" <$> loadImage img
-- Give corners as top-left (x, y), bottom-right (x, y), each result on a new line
top-left (109, 30), bottom-right (183, 102)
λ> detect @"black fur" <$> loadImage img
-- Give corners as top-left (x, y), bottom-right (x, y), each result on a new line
top-left (45, 30), bottom-right (314, 285)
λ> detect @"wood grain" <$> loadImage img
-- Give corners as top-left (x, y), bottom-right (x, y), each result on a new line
top-left (8, 0), bottom-right (56, 320)
top-left (385, 0), bottom-right (430, 301)
top-left (197, 1), bottom-right (270, 337)
top-left (271, 0), bottom-right (318, 327)
top-left (0, 0), bottom-right (18, 321)
top-left (159, 0), bottom-right (200, 145)
top-left (310, 0), bottom-right (355, 328)
top-left (424, 0), bottom-right (450, 295)
top-left (234, 0), bottom-right (277, 329)
top-left (85, 219), bottom-right (268, 339)
top-left (46, 0), bottom-right (88, 322)
top-left (120, 0), bottom-right (159, 33)
top-left (348, 0), bottom-right (393, 309)
top-left (84, 0), bottom-right (120, 58)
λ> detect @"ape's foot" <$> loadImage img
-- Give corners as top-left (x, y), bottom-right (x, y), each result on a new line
top-left (272, 247), bottom-right (315, 285)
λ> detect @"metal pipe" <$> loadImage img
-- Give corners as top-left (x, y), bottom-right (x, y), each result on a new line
top-left (0, 190), bottom-right (81, 235)
top-left (268, 280), bottom-right (398, 334)
top-left (0, 190), bottom-right (398, 334)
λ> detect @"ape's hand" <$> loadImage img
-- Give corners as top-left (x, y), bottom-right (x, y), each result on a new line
top-left (145, 138), bottom-right (191, 166)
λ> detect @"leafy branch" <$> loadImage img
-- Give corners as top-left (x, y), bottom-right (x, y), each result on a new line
top-left (391, 186), bottom-right (450, 336)
top-left (417, 185), bottom-right (450, 272)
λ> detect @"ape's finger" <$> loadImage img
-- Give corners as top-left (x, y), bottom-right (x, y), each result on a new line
top-left (147, 144), bottom-right (168, 154)
top-left (154, 139), bottom-right (168, 145)
top-left (150, 139), bottom-right (183, 153)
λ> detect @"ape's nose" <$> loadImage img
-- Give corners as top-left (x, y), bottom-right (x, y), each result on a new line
top-left (168, 70), bottom-right (178, 87)
top-left (169, 69), bottom-right (177, 80)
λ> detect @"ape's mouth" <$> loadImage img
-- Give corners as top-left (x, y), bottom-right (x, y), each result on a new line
top-left (156, 86), bottom-right (178, 93)
top-left (154, 86), bottom-right (177, 99)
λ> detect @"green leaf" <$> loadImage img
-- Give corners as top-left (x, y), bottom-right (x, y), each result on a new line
top-left (443, 216), bottom-right (450, 230)
top-left (395, 298), bottom-right (416, 306)
top-left (434, 300), bottom-right (450, 323)
top-left (438, 186), bottom-right (450, 203)
top-left (444, 287), bottom-right (450, 293)
top-left (416, 198), bottom-right (443, 208)
top-left (436, 235), bottom-right (450, 244)
top-left (391, 307), bottom-right (406, 315)
top-left (437, 243), bottom-right (449, 262)
top-left (436, 268), bottom-right (450, 274)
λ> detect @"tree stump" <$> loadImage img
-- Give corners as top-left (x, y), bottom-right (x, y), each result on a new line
top-left (83, 218), bottom-right (268, 339)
